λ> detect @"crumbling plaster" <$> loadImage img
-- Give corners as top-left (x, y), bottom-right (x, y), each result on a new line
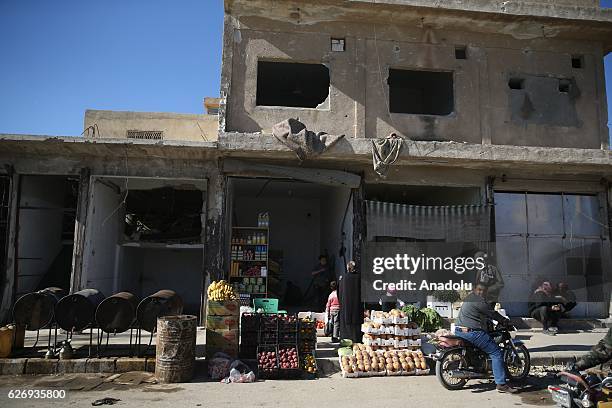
top-left (222, 0), bottom-right (611, 149)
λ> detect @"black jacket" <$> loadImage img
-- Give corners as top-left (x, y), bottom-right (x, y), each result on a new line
top-left (528, 291), bottom-right (561, 315)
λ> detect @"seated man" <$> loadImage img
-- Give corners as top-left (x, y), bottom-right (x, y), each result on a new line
top-left (528, 281), bottom-right (564, 335)
top-left (454, 283), bottom-right (517, 394)
top-left (555, 282), bottom-right (577, 316)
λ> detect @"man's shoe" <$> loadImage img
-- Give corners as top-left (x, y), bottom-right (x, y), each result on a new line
top-left (543, 329), bottom-right (556, 336)
top-left (497, 384), bottom-right (519, 394)
top-left (550, 326), bottom-right (559, 333)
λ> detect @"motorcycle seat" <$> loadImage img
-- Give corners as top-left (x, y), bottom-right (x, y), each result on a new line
top-left (437, 335), bottom-right (465, 348)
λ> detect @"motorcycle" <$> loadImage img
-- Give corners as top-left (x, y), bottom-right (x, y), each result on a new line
top-left (429, 323), bottom-right (531, 390)
top-left (548, 370), bottom-right (612, 407)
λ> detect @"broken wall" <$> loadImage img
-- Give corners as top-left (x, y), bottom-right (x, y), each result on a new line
top-left (223, 0), bottom-right (609, 149)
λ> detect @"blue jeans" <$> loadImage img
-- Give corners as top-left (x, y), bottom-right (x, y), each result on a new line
top-left (454, 329), bottom-right (507, 385)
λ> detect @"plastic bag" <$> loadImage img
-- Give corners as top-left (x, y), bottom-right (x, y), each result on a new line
top-left (221, 359), bottom-right (256, 383)
top-left (209, 352), bottom-right (233, 380)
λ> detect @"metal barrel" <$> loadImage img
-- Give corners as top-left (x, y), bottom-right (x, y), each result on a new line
top-left (95, 292), bottom-right (138, 334)
top-left (55, 289), bottom-right (105, 332)
top-left (12, 287), bottom-right (66, 331)
top-left (136, 290), bottom-right (183, 333)
top-left (155, 315), bottom-right (197, 383)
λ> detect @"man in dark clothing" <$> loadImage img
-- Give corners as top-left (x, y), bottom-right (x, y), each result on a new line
top-left (572, 327), bottom-right (611, 370)
top-left (338, 261), bottom-right (363, 342)
top-left (528, 281), bottom-right (564, 335)
top-left (555, 282), bottom-right (577, 315)
top-left (474, 251), bottom-right (505, 305)
top-left (454, 283), bottom-right (517, 394)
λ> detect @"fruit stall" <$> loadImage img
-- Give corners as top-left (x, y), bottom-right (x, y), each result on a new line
top-left (337, 308), bottom-right (431, 378)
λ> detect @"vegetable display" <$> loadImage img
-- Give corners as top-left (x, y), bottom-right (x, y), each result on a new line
top-left (400, 306), bottom-right (444, 333)
top-left (340, 343), bottom-right (429, 378)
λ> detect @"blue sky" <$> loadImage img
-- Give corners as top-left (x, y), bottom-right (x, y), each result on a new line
top-left (0, 0), bottom-right (611, 140)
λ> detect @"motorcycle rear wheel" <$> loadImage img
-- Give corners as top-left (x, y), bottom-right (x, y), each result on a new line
top-left (435, 351), bottom-right (468, 390)
top-left (505, 344), bottom-right (530, 381)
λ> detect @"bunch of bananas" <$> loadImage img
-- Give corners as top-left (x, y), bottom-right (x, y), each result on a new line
top-left (207, 280), bottom-right (238, 301)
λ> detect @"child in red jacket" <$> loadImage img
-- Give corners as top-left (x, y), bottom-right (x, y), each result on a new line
top-left (326, 281), bottom-right (341, 342)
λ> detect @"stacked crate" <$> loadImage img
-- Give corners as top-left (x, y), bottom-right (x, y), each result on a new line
top-left (205, 300), bottom-right (240, 358)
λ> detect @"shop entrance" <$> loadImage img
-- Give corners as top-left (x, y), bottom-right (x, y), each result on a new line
top-left (82, 177), bottom-right (205, 316)
top-left (228, 177), bottom-right (353, 312)
top-left (15, 175), bottom-right (79, 298)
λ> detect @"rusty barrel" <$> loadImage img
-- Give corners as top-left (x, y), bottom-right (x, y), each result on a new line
top-left (55, 289), bottom-right (105, 332)
top-left (12, 287), bottom-right (66, 331)
top-left (95, 292), bottom-right (138, 334)
top-left (136, 290), bottom-right (183, 333)
top-left (155, 315), bottom-right (197, 383)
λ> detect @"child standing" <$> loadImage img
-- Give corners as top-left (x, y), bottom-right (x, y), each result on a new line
top-left (326, 281), bottom-right (341, 343)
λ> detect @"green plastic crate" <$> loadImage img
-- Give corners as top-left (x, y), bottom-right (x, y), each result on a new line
top-left (253, 298), bottom-right (278, 314)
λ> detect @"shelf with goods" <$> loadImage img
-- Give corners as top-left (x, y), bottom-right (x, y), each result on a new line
top-left (229, 226), bottom-right (269, 299)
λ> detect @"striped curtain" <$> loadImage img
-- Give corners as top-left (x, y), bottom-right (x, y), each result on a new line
top-left (365, 200), bottom-right (492, 242)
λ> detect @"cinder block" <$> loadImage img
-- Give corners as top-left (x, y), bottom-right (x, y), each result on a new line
top-left (0, 358), bottom-right (27, 375)
top-left (25, 358), bottom-right (58, 375)
top-left (144, 357), bottom-right (155, 373)
top-left (115, 357), bottom-right (146, 373)
top-left (57, 358), bottom-right (88, 374)
top-left (86, 358), bottom-right (116, 373)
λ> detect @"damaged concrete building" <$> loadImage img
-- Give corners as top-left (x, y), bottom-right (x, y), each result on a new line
top-left (1, 0), bottom-right (612, 324)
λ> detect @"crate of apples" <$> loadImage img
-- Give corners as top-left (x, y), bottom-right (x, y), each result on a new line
top-left (257, 347), bottom-right (278, 378)
top-left (278, 346), bottom-right (299, 369)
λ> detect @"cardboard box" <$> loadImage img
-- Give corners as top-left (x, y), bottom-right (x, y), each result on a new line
top-left (206, 315), bottom-right (239, 330)
top-left (207, 300), bottom-right (240, 316)
top-left (205, 329), bottom-right (239, 348)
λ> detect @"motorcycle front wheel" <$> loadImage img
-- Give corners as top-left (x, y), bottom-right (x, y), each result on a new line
top-left (505, 344), bottom-right (530, 381)
top-left (435, 350), bottom-right (468, 390)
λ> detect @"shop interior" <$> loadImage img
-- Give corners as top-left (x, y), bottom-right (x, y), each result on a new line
top-left (15, 175), bottom-right (79, 297)
top-left (83, 177), bottom-right (205, 315)
top-left (228, 177), bottom-right (353, 312)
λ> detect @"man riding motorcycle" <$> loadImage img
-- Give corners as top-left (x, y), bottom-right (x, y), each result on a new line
top-left (454, 283), bottom-right (518, 393)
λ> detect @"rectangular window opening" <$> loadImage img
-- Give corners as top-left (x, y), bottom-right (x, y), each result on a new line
top-left (559, 79), bottom-right (571, 93)
top-left (508, 77), bottom-right (524, 90)
top-left (455, 46), bottom-right (467, 60)
top-left (256, 61), bottom-right (330, 108)
top-left (126, 130), bottom-right (164, 140)
top-left (571, 55), bottom-right (583, 69)
top-left (388, 69), bottom-right (454, 115)
top-left (331, 38), bottom-right (346, 52)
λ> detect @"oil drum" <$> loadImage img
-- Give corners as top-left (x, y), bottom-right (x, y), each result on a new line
top-left (55, 289), bottom-right (105, 332)
top-left (95, 292), bottom-right (138, 334)
top-left (12, 287), bottom-right (66, 331)
top-left (136, 290), bottom-right (183, 333)
top-left (155, 315), bottom-right (197, 383)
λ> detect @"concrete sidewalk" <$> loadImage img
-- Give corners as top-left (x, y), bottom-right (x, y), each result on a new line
top-left (1, 327), bottom-right (606, 376)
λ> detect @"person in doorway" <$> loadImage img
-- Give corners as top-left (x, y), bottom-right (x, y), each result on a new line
top-left (326, 281), bottom-right (341, 343)
top-left (338, 261), bottom-right (363, 343)
top-left (528, 281), bottom-right (564, 335)
top-left (312, 255), bottom-right (331, 311)
top-left (474, 251), bottom-right (505, 305)
top-left (454, 283), bottom-right (518, 394)
top-left (554, 282), bottom-right (577, 316)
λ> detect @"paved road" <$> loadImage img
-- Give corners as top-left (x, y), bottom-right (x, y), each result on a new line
top-left (0, 372), bottom-right (557, 408)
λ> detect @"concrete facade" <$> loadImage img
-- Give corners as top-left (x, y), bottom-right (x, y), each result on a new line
top-left (1, 0), bottom-right (612, 324)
